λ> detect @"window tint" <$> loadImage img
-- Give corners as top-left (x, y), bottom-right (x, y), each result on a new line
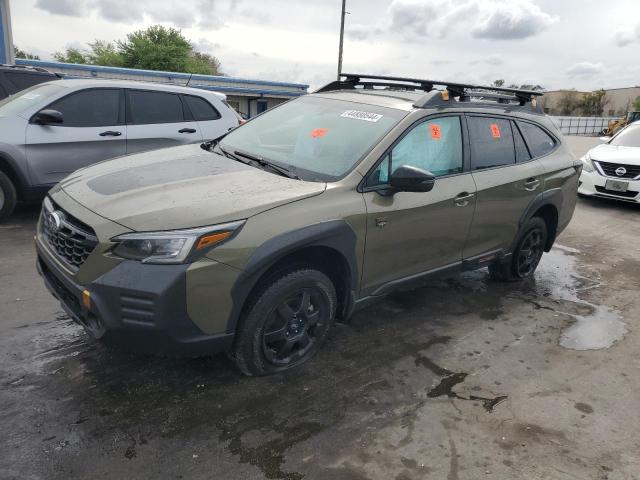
top-left (5, 72), bottom-right (53, 90)
top-left (367, 117), bottom-right (463, 187)
top-left (468, 117), bottom-right (515, 169)
top-left (0, 83), bottom-right (7, 99)
top-left (518, 121), bottom-right (556, 157)
top-left (128, 90), bottom-right (184, 124)
top-left (48, 89), bottom-right (120, 127)
top-left (512, 122), bottom-right (531, 163)
top-left (184, 95), bottom-right (220, 121)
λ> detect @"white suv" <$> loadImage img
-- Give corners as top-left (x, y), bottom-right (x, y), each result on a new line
top-left (0, 79), bottom-right (240, 220)
top-left (579, 121), bottom-right (640, 203)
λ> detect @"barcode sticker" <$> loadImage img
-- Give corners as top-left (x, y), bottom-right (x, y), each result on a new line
top-left (341, 110), bottom-right (383, 122)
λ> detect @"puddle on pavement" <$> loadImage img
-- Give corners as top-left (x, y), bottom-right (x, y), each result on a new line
top-left (533, 244), bottom-right (626, 350)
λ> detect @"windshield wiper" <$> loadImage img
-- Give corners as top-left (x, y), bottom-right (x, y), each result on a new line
top-left (201, 132), bottom-right (231, 151)
top-left (233, 149), bottom-right (300, 180)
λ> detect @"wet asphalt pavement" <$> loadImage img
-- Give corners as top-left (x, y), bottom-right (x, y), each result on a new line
top-left (2, 138), bottom-right (640, 480)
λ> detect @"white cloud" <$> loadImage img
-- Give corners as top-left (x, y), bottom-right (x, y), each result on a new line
top-left (566, 62), bottom-right (603, 78)
top-left (349, 0), bottom-right (557, 42)
top-left (615, 23), bottom-right (640, 46)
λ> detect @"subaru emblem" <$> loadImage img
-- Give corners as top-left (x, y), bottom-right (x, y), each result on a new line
top-left (47, 211), bottom-right (64, 232)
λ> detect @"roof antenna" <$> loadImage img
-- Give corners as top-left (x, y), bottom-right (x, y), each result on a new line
top-left (186, 73), bottom-right (193, 87)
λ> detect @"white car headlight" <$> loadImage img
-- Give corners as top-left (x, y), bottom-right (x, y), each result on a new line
top-left (111, 220), bottom-right (245, 264)
top-left (580, 153), bottom-right (595, 173)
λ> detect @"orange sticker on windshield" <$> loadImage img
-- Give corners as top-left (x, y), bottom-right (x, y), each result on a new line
top-left (490, 123), bottom-right (501, 138)
top-left (429, 124), bottom-right (442, 140)
top-left (311, 128), bottom-right (328, 138)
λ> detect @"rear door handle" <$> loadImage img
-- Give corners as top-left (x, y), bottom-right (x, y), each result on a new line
top-left (524, 178), bottom-right (541, 191)
top-left (179, 128), bottom-right (197, 134)
top-left (99, 130), bottom-right (122, 137)
top-left (454, 192), bottom-right (475, 207)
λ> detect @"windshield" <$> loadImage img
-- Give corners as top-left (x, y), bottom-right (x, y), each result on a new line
top-left (610, 124), bottom-right (640, 147)
top-left (219, 96), bottom-right (407, 181)
top-left (0, 83), bottom-right (65, 117)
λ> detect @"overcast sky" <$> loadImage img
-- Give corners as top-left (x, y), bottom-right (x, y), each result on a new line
top-left (10, 0), bottom-right (640, 91)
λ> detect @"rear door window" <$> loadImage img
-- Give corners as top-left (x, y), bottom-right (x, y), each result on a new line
top-left (518, 121), bottom-right (556, 158)
top-left (128, 90), bottom-right (184, 125)
top-left (468, 116), bottom-right (515, 170)
top-left (184, 95), bottom-right (221, 121)
top-left (48, 88), bottom-right (120, 127)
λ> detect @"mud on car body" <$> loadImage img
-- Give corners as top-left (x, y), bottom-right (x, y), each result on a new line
top-left (36, 74), bottom-right (581, 376)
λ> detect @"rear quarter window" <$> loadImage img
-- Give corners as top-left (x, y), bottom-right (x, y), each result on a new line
top-left (4, 71), bottom-right (53, 91)
top-left (184, 95), bottom-right (221, 121)
top-left (518, 121), bottom-right (556, 158)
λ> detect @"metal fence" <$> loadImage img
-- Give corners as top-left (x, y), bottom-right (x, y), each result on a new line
top-left (550, 116), bottom-right (617, 136)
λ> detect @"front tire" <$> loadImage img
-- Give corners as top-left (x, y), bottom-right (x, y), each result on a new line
top-left (231, 268), bottom-right (337, 376)
top-left (489, 216), bottom-right (548, 281)
top-left (0, 171), bottom-right (17, 222)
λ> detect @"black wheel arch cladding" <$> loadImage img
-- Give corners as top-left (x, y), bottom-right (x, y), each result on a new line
top-left (227, 219), bottom-right (359, 335)
top-left (516, 188), bottom-right (562, 252)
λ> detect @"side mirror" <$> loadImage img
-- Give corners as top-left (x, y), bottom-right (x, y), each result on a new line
top-left (390, 165), bottom-right (436, 193)
top-left (33, 109), bottom-right (63, 125)
top-left (599, 136), bottom-right (610, 143)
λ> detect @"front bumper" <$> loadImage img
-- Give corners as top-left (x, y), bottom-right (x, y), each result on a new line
top-left (578, 169), bottom-right (640, 203)
top-left (36, 241), bottom-right (234, 357)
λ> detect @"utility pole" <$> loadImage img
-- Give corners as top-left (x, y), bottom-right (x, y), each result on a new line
top-left (0, 0), bottom-right (15, 64)
top-left (337, 0), bottom-right (346, 80)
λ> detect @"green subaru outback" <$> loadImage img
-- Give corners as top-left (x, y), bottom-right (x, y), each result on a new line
top-left (36, 74), bottom-right (580, 375)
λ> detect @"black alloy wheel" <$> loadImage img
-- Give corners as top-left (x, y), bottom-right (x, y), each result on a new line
top-left (515, 227), bottom-right (545, 278)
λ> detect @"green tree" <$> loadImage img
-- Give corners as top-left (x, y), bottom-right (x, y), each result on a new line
top-left (86, 40), bottom-right (124, 67)
top-left (189, 51), bottom-right (223, 76)
top-left (578, 89), bottom-right (609, 116)
top-left (492, 79), bottom-right (505, 87)
top-left (14, 46), bottom-right (40, 60)
top-left (557, 90), bottom-right (581, 116)
top-left (118, 25), bottom-right (198, 73)
top-left (633, 96), bottom-right (640, 111)
top-left (51, 26), bottom-right (223, 75)
top-left (53, 47), bottom-right (88, 64)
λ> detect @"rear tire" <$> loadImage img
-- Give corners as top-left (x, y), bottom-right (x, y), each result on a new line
top-left (231, 268), bottom-right (337, 376)
top-left (489, 216), bottom-right (547, 282)
top-left (0, 171), bottom-right (17, 222)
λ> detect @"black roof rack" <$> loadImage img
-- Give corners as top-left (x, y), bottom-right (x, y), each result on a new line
top-left (316, 73), bottom-right (545, 111)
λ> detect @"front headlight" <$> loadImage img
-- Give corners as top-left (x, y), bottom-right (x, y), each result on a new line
top-left (580, 153), bottom-right (595, 173)
top-left (111, 220), bottom-right (245, 264)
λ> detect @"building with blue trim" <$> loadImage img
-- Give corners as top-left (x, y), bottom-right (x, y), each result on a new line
top-left (16, 58), bottom-right (309, 118)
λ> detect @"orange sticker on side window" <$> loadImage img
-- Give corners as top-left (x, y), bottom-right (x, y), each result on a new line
top-left (429, 124), bottom-right (442, 140)
top-left (490, 123), bottom-right (501, 138)
top-left (311, 128), bottom-right (328, 138)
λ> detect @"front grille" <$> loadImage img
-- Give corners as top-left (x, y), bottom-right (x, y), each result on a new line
top-left (594, 186), bottom-right (639, 198)
top-left (40, 199), bottom-right (98, 271)
top-left (595, 161), bottom-right (640, 179)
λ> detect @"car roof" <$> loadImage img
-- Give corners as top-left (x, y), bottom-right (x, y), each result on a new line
top-left (311, 89), bottom-right (549, 123)
top-left (42, 78), bottom-right (226, 98)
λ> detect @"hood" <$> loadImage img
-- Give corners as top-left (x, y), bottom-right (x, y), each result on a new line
top-left (58, 143), bottom-right (326, 231)
top-left (589, 144), bottom-right (640, 165)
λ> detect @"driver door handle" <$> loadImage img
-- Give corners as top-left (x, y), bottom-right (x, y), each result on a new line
top-left (99, 130), bottom-right (122, 137)
top-left (179, 128), bottom-right (197, 134)
top-left (454, 192), bottom-right (475, 207)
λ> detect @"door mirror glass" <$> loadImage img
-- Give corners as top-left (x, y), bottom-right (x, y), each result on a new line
top-left (33, 109), bottom-right (63, 125)
top-left (390, 165), bottom-right (435, 192)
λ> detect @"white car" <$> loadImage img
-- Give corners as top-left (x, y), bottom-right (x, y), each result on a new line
top-left (0, 79), bottom-right (240, 220)
top-left (579, 121), bottom-right (640, 202)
